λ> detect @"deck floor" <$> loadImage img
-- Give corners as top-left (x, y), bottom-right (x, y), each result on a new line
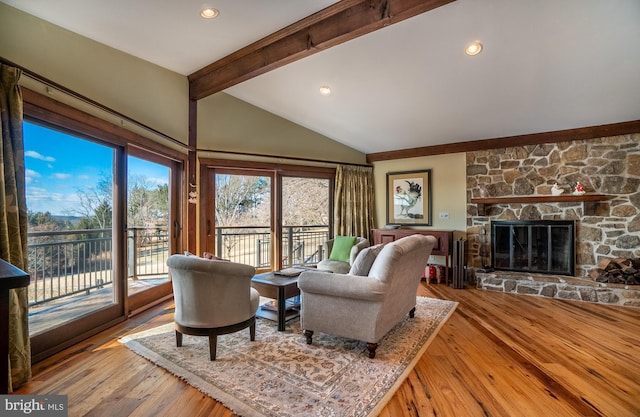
top-left (28, 276), bottom-right (170, 336)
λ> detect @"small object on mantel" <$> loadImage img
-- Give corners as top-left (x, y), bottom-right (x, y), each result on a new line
top-left (551, 183), bottom-right (564, 196)
top-left (572, 181), bottom-right (586, 196)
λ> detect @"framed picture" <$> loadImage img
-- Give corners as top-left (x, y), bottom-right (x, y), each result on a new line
top-left (386, 169), bottom-right (432, 226)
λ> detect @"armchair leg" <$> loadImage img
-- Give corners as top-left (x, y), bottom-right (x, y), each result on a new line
top-left (409, 307), bottom-right (416, 318)
top-left (250, 322), bottom-right (256, 341)
top-left (366, 343), bottom-right (378, 359)
top-left (176, 330), bottom-right (183, 347)
top-left (209, 334), bottom-right (218, 361)
top-left (303, 330), bottom-right (314, 344)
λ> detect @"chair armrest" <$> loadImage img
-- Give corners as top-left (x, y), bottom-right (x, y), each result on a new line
top-left (322, 240), bottom-right (334, 261)
top-left (298, 271), bottom-right (386, 301)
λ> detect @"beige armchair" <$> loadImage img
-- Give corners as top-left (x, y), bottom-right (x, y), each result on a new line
top-left (166, 254), bottom-right (260, 360)
top-left (298, 234), bottom-right (437, 358)
top-left (316, 236), bottom-right (370, 274)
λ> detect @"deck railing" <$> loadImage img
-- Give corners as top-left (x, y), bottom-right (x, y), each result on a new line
top-left (27, 225), bottom-right (329, 306)
top-left (215, 225), bottom-right (329, 268)
top-left (27, 229), bottom-right (115, 306)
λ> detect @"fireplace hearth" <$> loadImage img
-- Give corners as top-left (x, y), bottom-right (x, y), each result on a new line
top-left (491, 220), bottom-right (575, 276)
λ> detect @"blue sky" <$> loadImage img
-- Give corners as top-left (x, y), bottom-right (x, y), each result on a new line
top-left (24, 121), bottom-right (169, 216)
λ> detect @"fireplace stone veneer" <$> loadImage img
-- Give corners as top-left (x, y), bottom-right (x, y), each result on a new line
top-left (466, 134), bottom-right (640, 307)
top-left (476, 272), bottom-right (640, 308)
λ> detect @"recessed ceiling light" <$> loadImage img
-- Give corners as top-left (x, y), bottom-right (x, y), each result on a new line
top-left (200, 7), bottom-right (219, 19)
top-left (465, 41), bottom-right (483, 56)
top-left (319, 86), bottom-right (332, 96)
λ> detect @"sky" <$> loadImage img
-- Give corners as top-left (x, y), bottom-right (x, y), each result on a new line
top-left (24, 121), bottom-right (169, 216)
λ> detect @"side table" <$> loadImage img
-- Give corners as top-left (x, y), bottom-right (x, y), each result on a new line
top-left (0, 258), bottom-right (30, 394)
top-left (251, 272), bottom-right (300, 331)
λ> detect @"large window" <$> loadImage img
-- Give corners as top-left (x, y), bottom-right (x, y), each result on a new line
top-left (214, 171), bottom-right (272, 267)
top-left (23, 91), bottom-right (184, 361)
top-left (25, 121), bottom-right (119, 337)
top-left (281, 175), bottom-right (331, 268)
top-left (126, 153), bottom-right (178, 313)
top-left (201, 162), bottom-right (334, 271)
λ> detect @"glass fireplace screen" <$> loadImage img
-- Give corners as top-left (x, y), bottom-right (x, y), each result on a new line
top-left (491, 220), bottom-right (575, 276)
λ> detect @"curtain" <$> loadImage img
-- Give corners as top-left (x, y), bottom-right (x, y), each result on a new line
top-left (333, 165), bottom-right (376, 240)
top-left (0, 64), bottom-right (31, 391)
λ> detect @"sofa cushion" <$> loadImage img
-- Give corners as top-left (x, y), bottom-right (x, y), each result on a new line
top-left (329, 236), bottom-right (357, 262)
top-left (348, 243), bottom-right (385, 276)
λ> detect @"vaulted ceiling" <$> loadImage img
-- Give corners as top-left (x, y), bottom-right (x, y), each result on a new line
top-left (3, 0), bottom-right (640, 155)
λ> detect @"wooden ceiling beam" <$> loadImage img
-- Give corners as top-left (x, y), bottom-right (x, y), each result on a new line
top-left (188, 0), bottom-right (455, 100)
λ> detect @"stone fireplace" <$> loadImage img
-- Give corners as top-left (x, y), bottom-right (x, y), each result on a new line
top-left (465, 133), bottom-right (640, 307)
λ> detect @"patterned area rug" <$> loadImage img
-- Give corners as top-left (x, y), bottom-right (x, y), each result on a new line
top-left (119, 296), bottom-right (457, 417)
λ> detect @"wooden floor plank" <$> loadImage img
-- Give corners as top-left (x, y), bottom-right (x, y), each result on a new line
top-left (14, 283), bottom-right (640, 417)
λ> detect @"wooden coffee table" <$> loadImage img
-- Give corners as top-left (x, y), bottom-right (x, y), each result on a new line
top-left (251, 272), bottom-right (300, 331)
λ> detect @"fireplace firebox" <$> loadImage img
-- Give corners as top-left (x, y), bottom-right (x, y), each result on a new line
top-left (491, 220), bottom-right (575, 276)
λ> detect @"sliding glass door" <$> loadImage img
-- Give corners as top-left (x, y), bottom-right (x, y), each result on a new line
top-left (280, 175), bottom-right (331, 268)
top-left (126, 152), bottom-right (179, 313)
top-left (202, 163), bottom-right (334, 272)
top-left (210, 170), bottom-right (273, 269)
top-left (24, 121), bottom-right (126, 360)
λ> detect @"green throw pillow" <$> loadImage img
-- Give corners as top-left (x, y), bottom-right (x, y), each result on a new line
top-left (329, 236), bottom-right (357, 263)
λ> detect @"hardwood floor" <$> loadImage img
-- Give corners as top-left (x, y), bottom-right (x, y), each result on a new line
top-left (16, 283), bottom-right (640, 417)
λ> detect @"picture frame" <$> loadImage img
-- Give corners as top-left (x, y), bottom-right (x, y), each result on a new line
top-left (386, 169), bottom-right (432, 226)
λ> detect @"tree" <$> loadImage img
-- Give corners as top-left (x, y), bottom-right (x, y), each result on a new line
top-left (282, 177), bottom-right (330, 226)
top-left (128, 176), bottom-right (169, 228)
top-left (215, 174), bottom-right (270, 227)
top-left (74, 173), bottom-right (113, 229)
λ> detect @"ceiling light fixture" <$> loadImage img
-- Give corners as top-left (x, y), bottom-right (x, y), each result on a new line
top-left (465, 41), bottom-right (483, 56)
top-left (319, 86), bottom-right (332, 96)
top-left (200, 7), bottom-right (219, 19)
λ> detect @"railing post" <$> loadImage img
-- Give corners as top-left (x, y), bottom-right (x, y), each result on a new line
top-left (216, 228), bottom-right (223, 258)
top-left (287, 227), bottom-right (294, 267)
top-left (256, 239), bottom-right (262, 266)
top-left (128, 228), bottom-right (137, 279)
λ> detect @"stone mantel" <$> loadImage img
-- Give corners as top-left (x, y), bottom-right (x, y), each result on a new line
top-left (471, 194), bottom-right (609, 216)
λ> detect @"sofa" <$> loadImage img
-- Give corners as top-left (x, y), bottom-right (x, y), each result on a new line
top-left (298, 234), bottom-right (437, 358)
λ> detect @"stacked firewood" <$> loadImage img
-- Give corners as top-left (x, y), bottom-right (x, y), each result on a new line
top-left (590, 258), bottom-right (640, 285)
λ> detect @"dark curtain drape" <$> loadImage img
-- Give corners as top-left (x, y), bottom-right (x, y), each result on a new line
top-left (333, 165), bottom-right (376, 240)
top-left (0, 63), bottom-right (31, 391)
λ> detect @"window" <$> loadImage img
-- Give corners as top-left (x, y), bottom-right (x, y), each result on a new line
top-left (23, 90), bottom-right (185, 361)
top-left (201, 161), bottom-right (334, 271)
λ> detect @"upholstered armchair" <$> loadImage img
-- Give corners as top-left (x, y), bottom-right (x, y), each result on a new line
top-left (298, 234), bottom-right (437, 358)
top-left (166, 254), bottom-right (260, 360)
top-left (316, 236), bottom-right (370, 274)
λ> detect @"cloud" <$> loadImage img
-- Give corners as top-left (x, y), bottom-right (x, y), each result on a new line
top-left (25, 169), bottom-right (41, 184)
top-left (147, 177), bottom-right (169, 186)
top-left (53, 173), bottom-right (72, 179)
top-left (26, 187), bottom-right (81, 215)
top-left (25, 150), bottom-right (55, 162)
top-left (25, 169), bottom-right (41, 178)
